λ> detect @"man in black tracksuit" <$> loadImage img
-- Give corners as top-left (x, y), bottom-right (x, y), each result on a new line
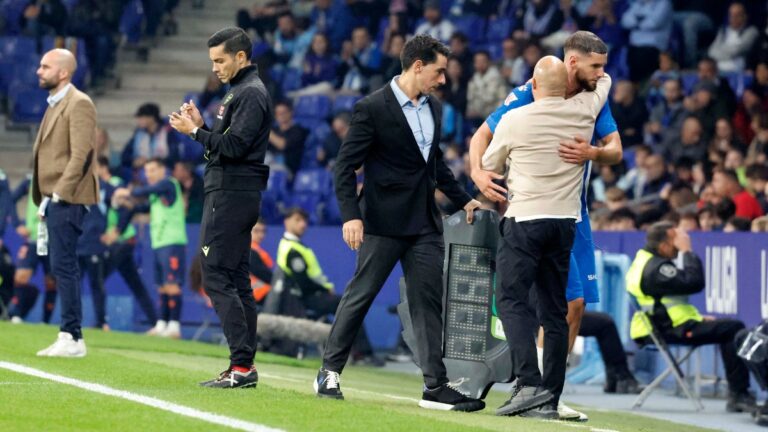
top-left (170, 27), bottom-right (272, 389)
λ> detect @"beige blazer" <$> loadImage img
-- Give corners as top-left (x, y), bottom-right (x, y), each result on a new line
top-left (32, 85), bottom-right (98, 206)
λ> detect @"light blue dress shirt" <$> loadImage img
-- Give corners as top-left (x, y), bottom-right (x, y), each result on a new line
top-left (390, 76), bottom-right (434, 162)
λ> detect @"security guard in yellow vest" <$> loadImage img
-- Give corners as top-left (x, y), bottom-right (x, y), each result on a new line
top-left (626, 221), bottom-right (754, 412)
top-left (275, 207), bottom-right (380, 365)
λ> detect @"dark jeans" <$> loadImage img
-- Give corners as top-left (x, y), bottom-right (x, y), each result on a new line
top-left (104, 242), bottom-right (157, 324)
top-left (579, 311), bottom-right (632, 379)
top-left (652, 319), bottom-right (750, 393)
top-left (496, 217), bottom-right (575, 397)
top-left (304, 291), bottom-right (373, 356)
top-left (48, 202), bottom-right (86, 340)
top-left (78, 253), bottom-right (107, 327)
top-left (201, 190), bottom-right (262, 367)
top-left (323, 232), bottom-right (447, 388)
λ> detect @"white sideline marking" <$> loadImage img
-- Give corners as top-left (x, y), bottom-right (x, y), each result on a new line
top-left (0, 361), bottom-right (283, 432)
top-left (549, 421), bottom-right (620, 432)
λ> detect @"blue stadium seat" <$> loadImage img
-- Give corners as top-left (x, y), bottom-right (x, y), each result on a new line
top-left (723, 72), bottom-right (753, 99)
top-left (450, 16), bottom-right (486, 44)
top-left (0, 36), bottom-right (36, 61)
top-left (293, 117), bottom-right (325, 131)
top-left (259, 193), bottom-right (283, 224)
top-left (1, 0), bottom-right (28, 35)
top-left (0, 59), bottom-right (13, 95)
top-left (281, 67), bottom-right (302, 94)
top-left (266, 169), bottom-right (290, 202)
top-left (483, 43), bottom-right (503, 61)
top-left (486, 17), bottom-right (512, 42)
top-left (293, 168), bottom-right (332, 196)
top-left (252, 41), bottom-right (270, 59)
top-left (287, 193), bottom-right (323, 224)
top-left (680, 73), bottom-right (699, 95)
top-left (332, 94), bottom-right (361, 114)
top-left (323, 194), bottom-right (342, 225)
top-left (120, 0), bottom-right (145, 45)
top-left (10, 62), bottom-right (41, 88)
top-left (182, 91), bottom-right (199, 106)
top-left (9, 87), bottom-right (48, 124)
top-left (306, 121), bottom-right (332, 146)
top-left (294, 95), bottom-right (332, 120)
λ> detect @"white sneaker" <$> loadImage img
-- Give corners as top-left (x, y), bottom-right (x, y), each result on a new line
top-left (558, 401), bottom-right (588, 422)
top-left (160, 320), bottom-right (181, 339)
top-left (146, 320), bottom-right (167, 336)
top-left (10, 316), bottom-right (23, 324)
top-left (37, 332), bottom-right (87, 357)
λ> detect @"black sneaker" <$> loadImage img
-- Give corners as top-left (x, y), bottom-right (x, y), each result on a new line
top-left (615, 378), bottom-right (644, 394)
top-left (496, 385), bottom-right (553, 416)
top-left (199, 367), bottom-right (258, 389)
top-left (727, 390), bottom-right (757, 413)
top-left (314, 368), bottom-right (344, 400)
top-left (518, 401), bottom-right (559, 420)
top-left (419, 382), bottom-right (485, 412)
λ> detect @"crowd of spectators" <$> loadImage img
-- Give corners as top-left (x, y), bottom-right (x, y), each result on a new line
top-left (114, 0), bottom-right (768, 233)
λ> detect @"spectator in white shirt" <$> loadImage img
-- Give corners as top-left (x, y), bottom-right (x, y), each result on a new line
top-left (414, 1), bottom-right (456, 44)
top-left (708, 2), bottom-right (759, 73)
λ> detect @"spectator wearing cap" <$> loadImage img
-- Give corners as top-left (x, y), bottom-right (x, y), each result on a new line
top-left (268, 100), bottom-right (309, 175)
top-left (612, 80), bottom-right (648, 147)
top-left (120, 103), bottom-right (184, 181)
top-left (415, 1), bottom-right (456, 44)
top-left (712, 169), bottom-right (765, 220)
top-left (620, 0), bottom-right (674, 82)
top-left (708, 2), bottom-right (759, 73)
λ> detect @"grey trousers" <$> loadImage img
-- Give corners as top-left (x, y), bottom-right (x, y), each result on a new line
top-left (322, 232), bottom-right (448, 388)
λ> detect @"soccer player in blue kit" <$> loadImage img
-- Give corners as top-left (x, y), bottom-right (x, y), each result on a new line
top-left (469, 31), bottom-right (623, 421)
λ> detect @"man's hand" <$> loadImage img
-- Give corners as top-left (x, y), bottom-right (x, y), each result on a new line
top-left (101, 230), bottom-right (119, 246)
top-left (180, 99), bottom-right (204, 128)
top-left (464, 199), bottom-right (482, 224)
top-left (471, 169), bottom-right (507, 203)
top-left (169, 111), bottom-right (196, 135)
top-left (673, 227), bottom-right (692, 253)
top-left (559, 135), bottom-right (596, 165)
top-left (342, 219), bottom-right (364, 251)
top-left (16, 225), bottom-right (29, 239)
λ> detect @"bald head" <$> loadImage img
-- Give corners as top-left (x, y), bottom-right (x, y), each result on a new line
top-left (532, 56), bottom-right (567, 99)
top-left (37, 49), bottom-right (77, 91)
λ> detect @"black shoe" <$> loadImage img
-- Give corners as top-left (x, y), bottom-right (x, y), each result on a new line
top-left (419, 382), bottom-right (485, 412)
top-left (496, 385), bottom-right (554, 416)
top-left (615, 378), bottom-right (644, 394)
top-left (314, 368), bottom-right (344, 400)
top-left (519, 402), bottom-right (559, 420)
top-left (199, 367), bottom-right (258, 389)
top-left (754, 403), bottom-right (768, 426)
top-left (727, 390), bottom-right (757, 413)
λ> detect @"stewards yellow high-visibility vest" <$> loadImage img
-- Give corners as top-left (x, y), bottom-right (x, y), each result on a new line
top-left (276, 236), bottom-right (333, 291)
top-left (626, 249), bottom-right (702, 339)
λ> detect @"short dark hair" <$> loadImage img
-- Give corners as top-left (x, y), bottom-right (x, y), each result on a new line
top-left (726, 216), bottom-right (751, 232)
top-left (401, 34), bottom-right (451, 71)
top-left (275, 99), bottom-right (293, 111)
top-left (207, 27), bottom-right (252, 60)
top-left (608, 208), bottom-right (636, 225)
top-left (474, 50), bottom-right (491, 60)
top-left (746, 163), bottom-right (768, 181)
top-left (716, 168), bottom-right (740, 184)
top-left (285, 207), bottom-right (309, 222)
top-left (645, 221), bottom-right (675, 252)
top-left (145, 157), bottom-right (166, 167)
top-left (715, 197), bottom-right (736, 221)
top-left (564, 31), bottom-right (608, 55)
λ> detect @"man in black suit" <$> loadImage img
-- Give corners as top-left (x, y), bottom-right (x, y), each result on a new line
top-left (313, 34), bottom-right (484, 412)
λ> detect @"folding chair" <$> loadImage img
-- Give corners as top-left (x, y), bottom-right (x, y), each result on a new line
top-left (630, 296), bottom-right (704, 411)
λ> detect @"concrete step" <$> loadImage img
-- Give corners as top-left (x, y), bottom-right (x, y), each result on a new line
top-left (118, 59), bottom-right (211, 76)
top-left (119, 73), bottom-right (203, 93)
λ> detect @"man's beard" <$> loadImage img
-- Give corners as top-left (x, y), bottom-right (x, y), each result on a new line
top-left (576, 74), bottom-right (597, 92)
top-left (39, 78), bottom-right (58, 90)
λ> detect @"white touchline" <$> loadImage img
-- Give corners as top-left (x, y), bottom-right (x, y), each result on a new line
top-left (0, 361), bottom-right (284, 432)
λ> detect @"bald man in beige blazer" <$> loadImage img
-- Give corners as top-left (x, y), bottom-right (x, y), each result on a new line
top-left (32, 48), bottom-right (98, 358)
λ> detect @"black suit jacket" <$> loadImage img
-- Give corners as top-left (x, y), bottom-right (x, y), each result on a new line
top-left (334, 81), bottom-right (472, 237)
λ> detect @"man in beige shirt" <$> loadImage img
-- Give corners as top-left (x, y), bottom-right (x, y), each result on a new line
top-left (482, 56), bottom-right (611, 418)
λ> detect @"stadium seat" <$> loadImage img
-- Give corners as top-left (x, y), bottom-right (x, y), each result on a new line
top-left (450, 16), bottom-right (486, 45)
top-left (281, 68), bottom-right (302, 94)
top-left (293, 168), bottom-right (332, 196)
top-left (287, 193), bottom-right (323, 224)
top-left (722, 72), bottom-right (753, 99)
top-left (0, 36), bottom-right (36, 60)
top-left (266, 169), bottom-right (290, 202)
top-left (486, 17), bottom-right (512, 43)
top-left (259, 192), bottom-right (283, 224)
top-left (120, 0), bottom-right (145, 45)
top-left (323, 194), bottom-right (343, 225)
top-left (680, 73), bottom-right (699, 95)
top-left (9, 87), bottom-right (48, 124)
top-left (252, 41), bottom-right (270, 59)
top-left (294, 95), bottom-right (332, 120)
top-left (306, 121), bottom-right (332, 146)
top-left (1, 0), bottom-right (28, 35)
top-left (332, 94), bottom-right (361, 114)
top-left (293, 117), bottom-right (326, 131)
